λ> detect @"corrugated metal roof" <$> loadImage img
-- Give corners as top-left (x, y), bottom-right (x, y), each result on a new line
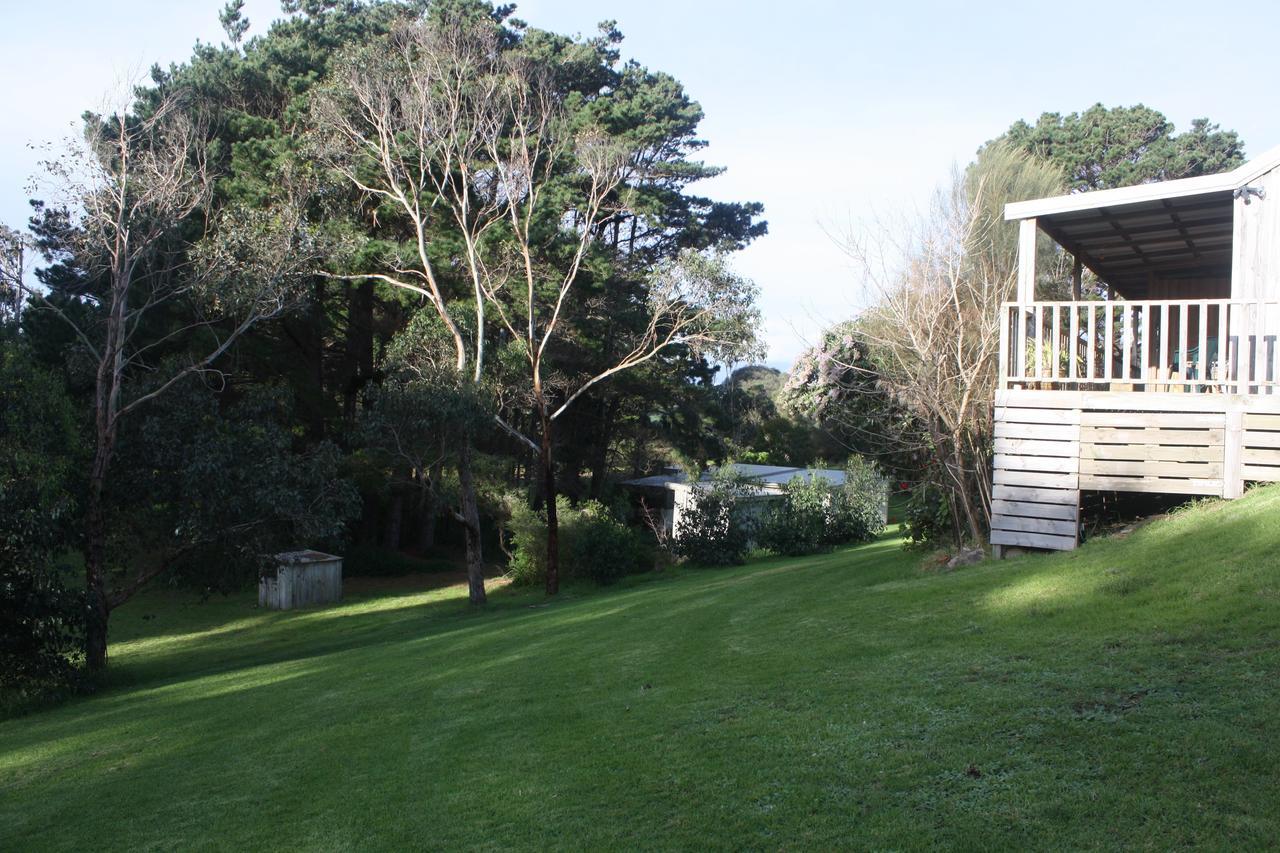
top-left (622, 464), bottom-right (846, 489)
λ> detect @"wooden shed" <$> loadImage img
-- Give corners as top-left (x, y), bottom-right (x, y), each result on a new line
top-left (259, 550), bottom-right (343, 610)
top-left (992, 145), bottom-right (1280, 555)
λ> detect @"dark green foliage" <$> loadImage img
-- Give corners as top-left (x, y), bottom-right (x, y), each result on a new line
top-left (759, 476), bottom-right (829, 557)
top-left (112, 382), bottom-right (360, 595)
top-left (758, 458), bottom-right (886, 557)
top-left (343, 545), bottom-right (457, 577)
top-left (710, 365), bottom-right (830, 466)
top-left (0, 567), bottom-right (85, 711)
top-left (505, 498), bottom-right (651, 586)
top-left (672, 473), bottom-right (757, 566)
top-left (902, 480), bottom-right (956, 549)
top-left (997, 104), bottom-right (1244, 191)
top-left (0, 339), bottom-right (85, 705)
top-left (827, 456), bottom-right (887, 546)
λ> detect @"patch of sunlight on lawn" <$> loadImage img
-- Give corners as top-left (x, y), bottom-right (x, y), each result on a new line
top-left (981, 570), bottom-right (1086, 614)
top-left (113, 613), bottom-right (274, 656)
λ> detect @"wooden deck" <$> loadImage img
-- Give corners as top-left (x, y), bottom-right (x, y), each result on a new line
top-left (991, 389), bottom-right (1280, 553)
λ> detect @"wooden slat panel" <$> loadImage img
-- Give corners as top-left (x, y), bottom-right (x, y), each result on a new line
top-left (1242, 448), bottom-right (1280, 465)
top-left (1078, 391), bottom-right (1230, 411)
top-left (1079, 475), bottom-right (1223, 495)
top-left (1242, 430), bottom-right (1280, 448)
top-left (1080, 443), bottom-right (1222, 463)
top-left (1080, 427), bottom-right (1224, 446)
top-left (1080, 458), bottom-right (1222, 478)
top-left (993, 469), bottom-right (1078, 489)
top-left (991, 484), bottom-right (1080, 505)
top-left (990, 499), bottom-right (1079, 521)
top-left (996, 406), bottom-right (1081, 424)
top-left (991, 514), bottom-right (1077, 537)
top-left (990, 529), bottom-right (1077, 550)
top-left (994, 438), bottom-right (1079, 457)
top-left (1238, 398), bottom-right (1280, 414)
top-left (994, 422), bottom-right (1079, 441)
top-left (1242, 465), bottom-right (1280, 481)
top-left (996, 390), bottom-right (1084, 408)
top-left (1079, 411), bottom-right (1224, 428)
top-left (1244, 413), bottom-right (1280, 430)
top-left (995, 454), bottom-right (1079, 474)
top-left (993, 507), bottom-right (1075, 535)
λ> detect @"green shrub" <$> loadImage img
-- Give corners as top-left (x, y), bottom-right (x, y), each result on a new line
top-left (673, 473), bottom-right (757, 566)
top-left (827, 456), bottom-right (887, 546)
top-left (0, 339), bottom-right (86, 708)
top-left (759, 474), bottom-right (829, 556)
top-left (564, 502), bottom-right (652, 585)
top-left (758, 457), bottom-right (886, 557)
top-left (504, 497), bottom-right (652, 586)
top-left (903, 480), bottom-right (955, 549)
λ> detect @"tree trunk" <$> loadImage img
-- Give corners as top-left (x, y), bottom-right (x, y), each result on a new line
top-left (417, 458), bottom-right (442, 553)
top-left (457, 440), bottom-right (486, 605)
top-left (588, 397), bottom-right (619, 500)
top-left (541, 408), bottom-right (560, 596)
top-left (83, 470), bottom-right (110, 672)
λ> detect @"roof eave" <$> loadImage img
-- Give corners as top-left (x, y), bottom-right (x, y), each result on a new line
top-left (1003, 143), bottom-right (1280, 222)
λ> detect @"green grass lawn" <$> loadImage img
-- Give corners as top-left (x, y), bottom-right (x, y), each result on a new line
top-left (5, 487), bottom-right (1280, 850)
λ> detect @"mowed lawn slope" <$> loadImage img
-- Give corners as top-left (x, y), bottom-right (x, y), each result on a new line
top-left (4, 488), bottom-right (1280, 850)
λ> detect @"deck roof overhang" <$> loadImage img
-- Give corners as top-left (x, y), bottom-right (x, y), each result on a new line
top-left (1004, 145), bottom-right (1280, 298)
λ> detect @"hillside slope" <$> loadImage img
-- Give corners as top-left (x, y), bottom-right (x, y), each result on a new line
top-left (4, 487), bottom-right (1280, 849)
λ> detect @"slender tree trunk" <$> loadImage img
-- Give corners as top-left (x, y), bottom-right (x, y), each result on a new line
top-left (418, 458), bottom-right (442, 553)
top-left (83, 467), bottom-right (110, 672)
top-left (541, 405), bottom-right (560, 596)
top-left (588, 397), bottom-right (618, 500)
top-left (457, 441), bottom-right (486, 605)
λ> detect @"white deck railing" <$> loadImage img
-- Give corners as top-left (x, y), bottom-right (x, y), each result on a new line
top-left (998, 299), bottom-right (1280, 394)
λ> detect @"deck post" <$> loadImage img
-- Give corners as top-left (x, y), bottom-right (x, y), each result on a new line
top-left (1017, 219), bottom-right (1037, 305)
top-left (1224, 400), bottom-right (1244, 498)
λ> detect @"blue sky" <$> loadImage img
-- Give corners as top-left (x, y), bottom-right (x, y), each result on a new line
top-left (4, 1), bottom-right (1280, 369)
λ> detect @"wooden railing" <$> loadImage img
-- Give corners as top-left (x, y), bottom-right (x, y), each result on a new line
top-left (998, 299), bottom-right (1280, 393)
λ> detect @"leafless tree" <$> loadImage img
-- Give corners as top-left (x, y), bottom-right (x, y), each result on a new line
top-left (836, 144), bottom-right (1064, 544)
top-left (22, 89), bottom-right (313, 669)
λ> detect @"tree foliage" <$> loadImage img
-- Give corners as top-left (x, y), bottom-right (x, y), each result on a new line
top-left (996, 104), bottom-right (1244, 191)
top-left (0, 337), bottom-right (85, 705)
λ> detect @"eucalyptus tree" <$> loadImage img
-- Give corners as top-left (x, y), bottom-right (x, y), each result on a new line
top-left (23, 89), bottom-right (316, 669)
top-left (309, 12), bottom-right (514, 603)
top-left (312, 8), bottom-right (764, 594)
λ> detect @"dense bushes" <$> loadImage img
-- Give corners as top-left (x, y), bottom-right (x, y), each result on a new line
top-left (758, 458), bottom-right (886, 557)
top-left (0, 340), bottom-right (85, 707)
top-left (672, 474), bottom-right (758, 566)
top-left (505, 498), bottom-right (652, 586)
